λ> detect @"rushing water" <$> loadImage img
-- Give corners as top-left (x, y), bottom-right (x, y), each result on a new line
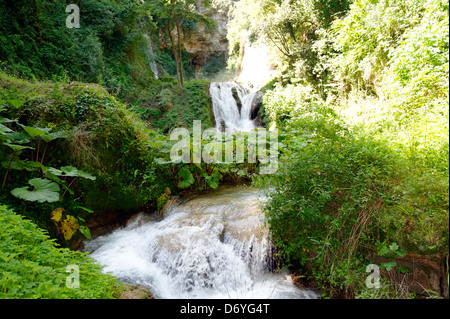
top-left (209, 82), bottom-right (258, 133)
top-left (83, 186), bottom-right (318, 299)
top-left (209, 40), bottom-right (274, 133)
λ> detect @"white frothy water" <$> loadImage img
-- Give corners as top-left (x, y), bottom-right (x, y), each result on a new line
top-left (209, 40), bottom-right (274, 133)
top-left (209, 82), bottom-right (257, 133)
top-left (83, 187), bottom-right (318, 299)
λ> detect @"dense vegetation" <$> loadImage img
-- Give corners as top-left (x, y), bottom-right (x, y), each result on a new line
top-left (232, 0), bottom-right (449, 298)
top-left (0, 0), bottom-right (225, 298)
top-left (0, 204), bottom-right (119, 298)
top-left (0, 0), bottom-right (448, 299)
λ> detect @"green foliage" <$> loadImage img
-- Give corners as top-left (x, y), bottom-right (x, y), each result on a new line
top-left (178, 167), bottom-right (195, 189)
top-left (157, 52), bottom-right (178, 77)
top-left (11, 178), bottom-right (60, 204)
top-left (330, 0), bottom-right (449, 97)
top-left (153, 126), bottom-right (265, 193)
top-left (145, 0), bottom-right (215, 91)
top-left (157, 192), bottom-right (170, 210)
top-left (252, 0), bottom-right (449, 293)
top-left (227, 0), bottom-right (351, 85)
top-left (0, 72), bottom-right (171, 241)
top-left (199, 53), bottom-right (227, 78)
top-left (156, 80), bottom-right (213, 132)
top-left (262, 82), bottom-right (346, 137)
top-left (257, 111), bottom-right (398, 294)
top-left (0, 0), bottom-right (155, 98)
top-left (0, 205), bottom-right (120, 298)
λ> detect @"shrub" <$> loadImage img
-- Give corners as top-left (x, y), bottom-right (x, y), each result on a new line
top-left (0, 205), bottom-right (120, 298)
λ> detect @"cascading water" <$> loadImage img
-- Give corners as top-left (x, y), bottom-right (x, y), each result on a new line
top-left (209, 82), bottom-right (257, 133)
top-left (209, 40), bottom-right (274, 133)
top-left (82, 36), bottom-right (317, 300)
top-left (144, 34), bottom-right (159, 80)
top-left (83, 187), bottom-right (318, 299)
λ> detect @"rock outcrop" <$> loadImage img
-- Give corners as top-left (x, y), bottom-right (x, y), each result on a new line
top-left (183, 0), bottom-right (231, 71)
top-left (250, 91), bottom-right (264, 126)
top-left (118, 283), bottom-right (155, 299)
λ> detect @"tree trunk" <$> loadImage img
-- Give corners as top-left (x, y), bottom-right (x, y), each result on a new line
top-left (175, 18), bottom-right (184, 89)
top-left (167, 16), bottom-right (183, 94)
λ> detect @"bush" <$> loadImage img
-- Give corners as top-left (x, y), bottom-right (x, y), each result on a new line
top-left (0, 205), bottom-right (120, 298)
top-left (259, 121), bottom-right (397, 294)
top-left (156, 80), bottom-right (213, 132)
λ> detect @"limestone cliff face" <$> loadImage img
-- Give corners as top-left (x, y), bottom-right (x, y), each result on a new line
top-left (183, 0), bottom-right (231, 71)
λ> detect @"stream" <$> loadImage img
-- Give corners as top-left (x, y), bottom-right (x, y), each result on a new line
top-left (83, 186), bottom-right (319, 299)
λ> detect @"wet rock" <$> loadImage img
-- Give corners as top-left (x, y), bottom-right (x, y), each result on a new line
top-left (250, 91), bottom-right (264, 125)
top-left (231, 86), bottom-right (242, 115)
top-left (85, 211), bottom-right (134, 238)
top-left (126, 211), bottom-right (162, 228)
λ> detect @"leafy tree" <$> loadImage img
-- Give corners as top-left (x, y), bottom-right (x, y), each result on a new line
top-left (227, 0), bottom-right (350, 86)
top-left (145, 0), bottom-right (214, 93)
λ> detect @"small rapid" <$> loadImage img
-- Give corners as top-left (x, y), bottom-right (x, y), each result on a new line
top-left (83, 187), bottom-right (318, 299)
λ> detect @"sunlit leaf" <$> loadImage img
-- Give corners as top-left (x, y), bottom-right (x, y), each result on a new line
top-left (48, 165), bottom-right (96, 180)
top-left (42, 131), bottom-right (66, 143)
top-left (50, 208), bottom-right (65, 223)
top-left (79, 225), bottom-right (91, 239)
top-left (3, 142), bottom-right (34, 152)
top-left (1, 159), bottom-right (41, 171)
top-left (19, 125), bottom-right (51, 138)
top-left (60, 215), bottom-right (79, 241)
top-left (11, 178), bottom-right (60, 203)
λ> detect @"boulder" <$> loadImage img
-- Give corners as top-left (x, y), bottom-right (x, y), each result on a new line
top-left (118, 283), bottom-right (155, 299)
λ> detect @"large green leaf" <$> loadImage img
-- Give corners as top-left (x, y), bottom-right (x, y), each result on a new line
top-left (3, 142), bottom-right (34, 152)
top-left (208, 170), bottom-right (219, 189)
top-left (0, 116), bottom-right (15, 124)
top-left (20, 125), bottom-right (51, 138)
top-left (7, 99), bottom-right (25, 109)
top-left (79, 225), bottom-right (91, 239)
top-left (178, 167), bottom-right (194, 189)
top-left (42, 131), bottom-right (66, 143)
top-left (203, 169), bottom-right (220, 189)
top-left (2, 131), bottom-right (30, 144)
top-left (11, 178), bottom-right (60, 203)
top-left (1, 159), bottom-right (41, 171)
top-left (48, 165), bottom-right (96, 180)
top-left (0, 124), bottom-right (13, 134)
top-left (41, 166), bottom-right (75, 196)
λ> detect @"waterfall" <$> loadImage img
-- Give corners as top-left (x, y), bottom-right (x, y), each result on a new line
top-left (209, 40), bottom-right (273, 132)
top-left (83, 187), bottom-right (318, 299)
top-left (144, 34), bottom-right (159, 80)
top-left (209, 82), bottom-right (257, 133)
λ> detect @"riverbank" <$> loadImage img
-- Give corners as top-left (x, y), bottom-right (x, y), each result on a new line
top-left (81, 186), bottom-right (320, 299)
